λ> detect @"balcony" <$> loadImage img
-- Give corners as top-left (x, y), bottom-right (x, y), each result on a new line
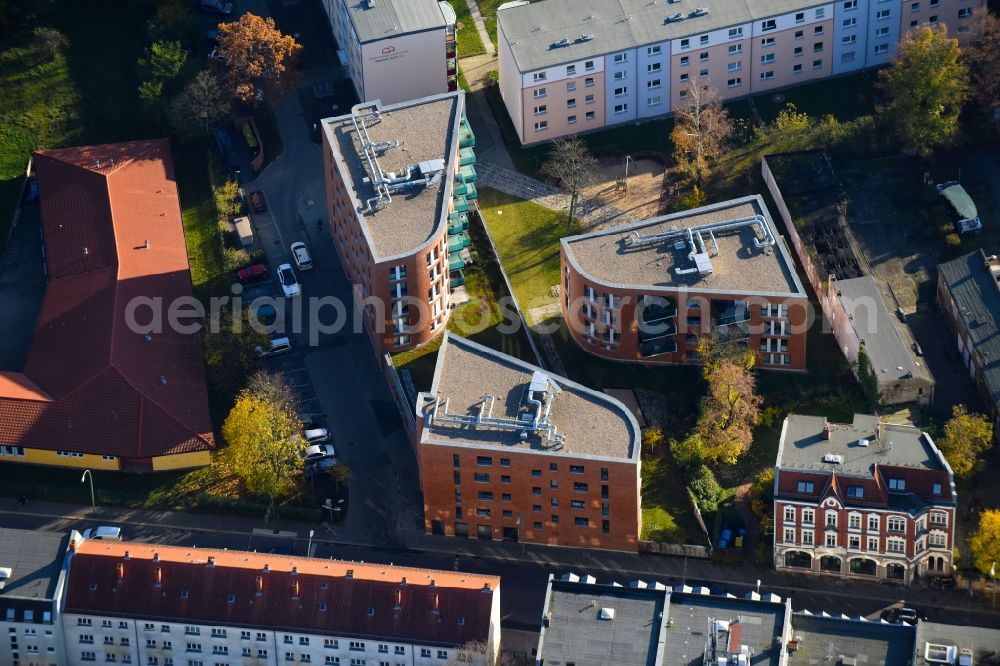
top-left (639, 298), bottom-right (677, 325)
top-left (459, 116), bottom-right (476, 148)
top-left (458, 164), bottom-right (478, 181)
top-left (639, 338), bottom-right (678, 358)
top-left (450, 269), bottom-right (465, 289)
top-left (458, 147), bottom-right (477, 166)
top-left (449, 253), bottom-right (466, 271)
top-left (464, 181), bottom-right (478, 199)
top-left (448, 231), bottom-right (470, 252)
top-left (453, 194), bottom-right (469, 212)
top-left (713, 307), bottom-right (751, 327)
top-left (448, 211), bottom-right (469, 234)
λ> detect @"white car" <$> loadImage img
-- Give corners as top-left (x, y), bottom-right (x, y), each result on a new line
top-left (81, 526), bottom-right (123, 541)
top-left (291, 242), bottom-right (313, 271)
top-left (300, 443), bottom-right (336, 462)
top-left (255, 336), bottom-right (291, 358)
top-left (303, 428), bottom-right (331, 444)
top-left (277, 263), bottom-right (300, 298)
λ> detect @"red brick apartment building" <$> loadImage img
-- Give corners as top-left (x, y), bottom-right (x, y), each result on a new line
top-left (560, 195), bottom-right (809, 369)
top-left (414, 333), bottom-right (642, 552)
top-left (774, 414), bottom-right (956, 583)
top-left (322, 91), bottom-right (478, 356)
top-left (0, 140), bottom-right (214, 472)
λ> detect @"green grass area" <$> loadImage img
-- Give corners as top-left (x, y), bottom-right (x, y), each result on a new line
top-left (457, 63), bottom-right (471, 93)
top-left (476, 187), bottom-right (567, 321)
top-left (393, 208), bottom-right (536, 391)
top-left (641, 456), bottom-right (701, 543)
top-left (750, 71), bottom-right (878, 123)
top-left (475, 0), bottom-right (506, 47)
top-left (449, 0), bottom-right (486, 57)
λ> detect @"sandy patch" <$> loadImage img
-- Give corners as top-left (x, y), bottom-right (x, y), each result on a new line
top-left (580, 158), bottom-right (667, 220)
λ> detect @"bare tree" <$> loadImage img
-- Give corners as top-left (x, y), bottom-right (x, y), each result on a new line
top-left (540, 138), bottom-right (599, 229)
top-left (670, 74), bottom-right (733, 187)
top-left (168, 70), bottom-right (231, 139)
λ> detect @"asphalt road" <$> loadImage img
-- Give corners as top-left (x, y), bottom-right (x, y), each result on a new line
top-left (4, 510), bottom-right (998, 636)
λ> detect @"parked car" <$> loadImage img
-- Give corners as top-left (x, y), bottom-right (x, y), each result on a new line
top-left (81, 526), bottom-right (123, 541)
top-left (208, 48), bottom-right (225, 64)
top-left (937, 181), bottom-right (982, 235)
top-left (277, 263), bottom-right (300, 298)
top-left (255, 336), bottom-right (291, 357)
top-left (291, 242), bottom-right (313, 271)
top-left (249, 190), bottom-right (267, 213)
top-left (300, 443), bottom-right (336, 462)
top-left (199, 0), bottom-right (233, 15)
top-left (881, 607), bottom-right (925, 624)
top-left (303, 428), bottom-right (331, 444)
top-left (238, 263), bottom-right (269, 283)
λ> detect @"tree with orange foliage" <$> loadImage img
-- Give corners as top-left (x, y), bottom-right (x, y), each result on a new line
top-left (962, 8), bottom-right (1000, 119)
top-left (216, 14), bottom-right (302, 104)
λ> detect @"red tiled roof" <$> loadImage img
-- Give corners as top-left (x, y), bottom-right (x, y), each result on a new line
top-left (0, 140), bottom-right (214, 459)
top-left (65, 541), bottom-right (498, 647)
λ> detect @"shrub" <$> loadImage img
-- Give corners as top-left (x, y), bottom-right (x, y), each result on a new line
top-left (688, 464), bottom-right (723, 512)
top-left (482, 69), bottom-right (499, 87)
top-left (674, 185), bottom-right (707, 211)
top-left (642, 427), bottom-right (666, 454)
top-left (223, 247), bottom-right (250, 272)
top-left (945, 233), bottom-right (961, 247)
top-left (32, 27), bottom-right (70, 60)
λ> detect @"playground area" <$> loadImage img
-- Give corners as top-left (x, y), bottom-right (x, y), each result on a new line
top-left (580, 157), bottom-right (669, 222)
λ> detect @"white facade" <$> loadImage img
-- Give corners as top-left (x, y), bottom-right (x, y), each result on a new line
top-left (833, 0), bottom-right (870, 73)
top-left (635, 41), bottom-right (671, 119)
top-left (1, 616), bottom-right (65, 666)
top-left (62, 610), bottom-right (500, 666)
top-left (866, 0), bottom-right (901, 66)
top-left (603, 49), bottom-right (639, 124)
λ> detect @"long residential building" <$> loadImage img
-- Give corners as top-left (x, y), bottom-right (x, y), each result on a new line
top-left (937, 250), bottom-right (1000, 439)
top-left (322, 92), bottom-right (478, 355)
top-left (323, 0), bottom-right (459, 105)
top-left (61, 537), bottom-right (501, 666)
top-left (415, 333), bottom-right (642, 552)
top-left (560, 195), bottom-right (809, 369)
top-left (0, 140), bottom-right (214, 472)
top-left (774, 413), bottom-right (956, 584)
top-left (496, 0), bottom-right (982, 144)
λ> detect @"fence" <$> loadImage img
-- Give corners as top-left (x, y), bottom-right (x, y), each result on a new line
top-left (382, 353), bottom-right (418, 447)
top-left (638, 541), bottom-right (712, 559)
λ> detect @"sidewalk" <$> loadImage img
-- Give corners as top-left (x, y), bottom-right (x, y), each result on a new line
top-left (3, 498), bottom-right (992, 619)
top-left (461, 0), bottom-right (495, 57)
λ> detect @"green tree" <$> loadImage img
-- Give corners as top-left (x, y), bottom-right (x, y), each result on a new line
top-left (878, 24), bottom-right (969, 156)
top-left (749, 468), bottom-right (775, 531)
top-left (222, 371), bottom-right (302, 500)
top-left (540, 138), bottom-right (599, 229)
top-left (970, 509), bottom-right (1000, 575)
top-left (939, 404), bottom-right (993, 479)
top-left (137, 40), bottom-right (188, 103)
top-left (689, 464), bottom-right (723, 512)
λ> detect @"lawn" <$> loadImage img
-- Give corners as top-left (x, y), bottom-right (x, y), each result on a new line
top-left (449, 0), bottom-right (486, 57)
top-left (475, 0), bottom-right (507, 48)
top-left (393, 207), bottom-right (536, 391)
top-left (641, 456), bottom-right (701, 544)
top-left (750, 71), bottom-right (878, 123)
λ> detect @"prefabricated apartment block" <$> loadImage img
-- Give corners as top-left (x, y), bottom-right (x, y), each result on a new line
top-left (496, 0), bottom-right (981, 144)
top-left (415, 333), bottom-right (642, 552)
top-left (323, 0), bottom-right (459, 105)
top-left (560, 196), bottom-right (809, 369)
top-left (322, 92), bottom-right (478, 355)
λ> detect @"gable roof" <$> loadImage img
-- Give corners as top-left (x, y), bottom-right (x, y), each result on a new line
top-left (65, 540), bottom-right (497, 646)
top-left (0, 140), bottom-right (213, 459)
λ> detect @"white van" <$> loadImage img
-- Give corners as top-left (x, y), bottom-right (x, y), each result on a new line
top-left (81, 526), bottom-right (123, 541)
top-left (255, 337), bottom-right (291, 357)
top-left (937, 182), bottom-right (982, 234)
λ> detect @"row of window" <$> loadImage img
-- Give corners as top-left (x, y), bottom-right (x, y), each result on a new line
top-left (783, 528), bottom-right (910, 552)
top-left (78, 653), bottom-right (418, 666)
top-left (784, 506), bottom-right (948, 530)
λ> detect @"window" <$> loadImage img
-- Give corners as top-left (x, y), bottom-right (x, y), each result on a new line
top-left (680, 56), bottom-right (690, 66)
top-left (888, 478), bottom-right (906, 491)
top-left (601, 468), bottom-right (609, 481)
top-left (680, 38), bottom-right (690, 49)
top-left (728, 44), bottom-right (743, 55)
top-left (585, 77), bottom-right (595, 87)
top-left (566, 81), bottom-right (575, 92)
top-left (843, 17), bottom-right (857, 28)
top-left (453, 454), bottom-right (460, 468)
top-left (647, 78), bottom-right (661, 89)
top-left (846, 486), bottom-right (864, 499)
top-left (699, 35), bottom-right (709, 45)
top-left (647, 95), bottom-right (662, 106)
top-left (476, 456), bottom-right (492, 467)
top-left (911, 1), bottom-right (919, 10)
top-left (784, 528), bottom-right (795, 543)
top-left (930, 532), bottom-right (947, 547)
top-left (647, 45), bottom-right (662, 55)
top-left (796, 11), bottom-right (805, 22)
top-left (699, 52), bottom-right (709, 61)
top-left (929, 512), bottom-right (947, 526)
top-left (932, 483), bottom-right (942, 495)
top-left (874, 43), bottom-right (888, 54)
top-left (888, 516), bottom-right (906, 532)
top-left (793, 63), bottom-right (803, 73)
top-left (551, 515), bottom-right (560, 524)
top-left (849, 514), bottom-right (861, 529)
top-left (814, 42), bottom-right (824, 52)
top-left (585, 94), bottom-right (595, 104)
top-left (613, 86), bottom-right (627, 96)
top-left (478, 491), bottom-right (494, 501)
top-left (613, 103), bottom-right (628, 114)
top-left (802, 531), bottom-right (814, 545)
top-left (533, 521), bottom-right (543, 529)
top-left (876, 9), bottom-right (891, 18)
top-left (803, 509), bottom-right (814, 524)
top-left (728, 27), bottom-right (743, 38)
top-left (797, 481), bottom-right (814, 493)
top-left (794, 30), bottom-right (804, 40)
top-left (762, 19), bottom-right (776, 31)
top-left (728, 61), bottom-right (742, 72)
top-left (887, 538), bottom-right (905, 553)
top-left (842, 35), bottom-right (857, 44)
top-left (849, 535), bottom-right (861, 549)
top-left (550, 498), bottom-right (558, 507)
top-left (532, 87), bottom-right (546, 98)
top-left (533, 104), bottom-right (547, 115)
top-left (574, 482), bottom-right (588, 492)
top-left (475, 508), bottom-right (490, 517)
top-left (585, 111), bottom-right (595, 120)
top-left (815, 7), bottom-right (825, 17)
top-left (647, 62), bottom-right (661, 72)
top-left (761, 36), bottom-right (775, 47)
top-left (826, 533), bottom-right (837, 547)
top-left (613, 71), bottom-right (627, 80)
top-left (929, 14), bottom-right (938, 22)
top-left (826, 512), bottom-right (838, 527)
top-left (569, 465), bottom-right (585, 474)
top-left (679, 73), bottom-right (689, 82)
top-left (814, 25), bottom-right (824, 35)
top-left (474, 472), bottom-right (488, 482)
top-left (585, 60), bottom-right (595, 70)
top-left (958, 7), bottom-right (972, 18)
top-left (760, 70), bottom-right (774, 80)
top-left (761, 53), bottom-right (775, 64)
top-left (875, 25), bottom-right (890, 35)
top-left (868, 515), bottom-right (879, 531)
top-left (532, 72), bottom-right (546, 82)
top-left (532, 487), bottom-right (541, 496)
top-left (531, 469), bottom-right (541, 477)
top-left (844, 0), bottom-right (858, 8)
top-left (613, 52), bottom-right (628, 63)
top-left (350, 642), bottom-right (365, 652)
top-left (571, 500), bottom-right (585, 509)
top-left (575, 517), bottom-right (590, 527)
top-left (784, 507), bottom-right (795, 522)
top-left (500, 475), bottom-right (511, 484)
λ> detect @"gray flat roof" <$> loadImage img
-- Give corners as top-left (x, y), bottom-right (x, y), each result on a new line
top-left (835, 276), bottom-right (932, 386)
top-left (788, 614), bottom-right (916, 665)
top-left (0, 528), bottom-right (69, 600)
top-left (938, 250), bottom-right (1000, 408)
top-left (539, 581), bottom-right (667, 665)
top-left (498, 0), bottom-right (828, 72)
top-left (562, 196), bottom-right (805, 296)
top-left (323, 94), bottom-right (460, 261)
top-left (777, 414), bottom-right (945, 475)
top-left (422, 333), bottom-right (639, 460)
top-left (914, 621), bottom-right (1000, 665)
top-left (666, 593), bottom-right (786, 666)
top-left (344, 0), bottom-right (446, 43)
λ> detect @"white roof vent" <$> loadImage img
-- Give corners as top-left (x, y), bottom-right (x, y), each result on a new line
top-left (857, 438), bottom-right (869, 447)
top-left (823, 453), bottom-right (844, 464)
top-left (579, 33), bottom-right (594, 41)
top-left (667, 12), bottom-right (685, 22)
top-left (551, 37), bottom-right (569, 47)
top-left (599, 607), bottom-right (615, 621)
top-left (691, 7), bottom-right (709, 15)
top-left (924, 643), bottom-right (957, 664)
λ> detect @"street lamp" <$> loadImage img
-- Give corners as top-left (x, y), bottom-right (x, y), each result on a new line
top-left (80, 470), bottom-right (95, 513)
top-left (624, 154), bottom-right (634, 182)
top-left (307, 529), bottom-right (315, 558)
top-left (756, 579), bottom-right (762, 595)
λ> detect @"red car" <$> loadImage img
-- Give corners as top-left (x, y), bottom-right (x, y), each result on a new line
top-left (249, 191), bottom-right (267, 213)
top-left (237, 263), bottom-right (269, 283)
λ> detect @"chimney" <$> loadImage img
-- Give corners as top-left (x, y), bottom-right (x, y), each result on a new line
top-left (346, 569), bottom-right (354, 579)
top-left (152, 553), bottom-right (159, 563)
top-left (154, 567), bottom-right (162, 587)
top-left (291, 566), bottom-right (298, 577)
top-left (394, 589), bottom-right (402, 609)
top-left (482, 583), bottom-right (491, 593)
top-left (822, 421), bottom-right (832, 440)
top-left (263, 564), bottom-right (269, 573)
top-left (123, 551), bottom-right (130, 560)
top-left (291, 580), bottom-right (300, 599)
top-left (206, 556), bottom-right (215, 568)
top-left (432, 592), bottom-right (439, 614)
top-left (116, 563), bottom-right (124, 581)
